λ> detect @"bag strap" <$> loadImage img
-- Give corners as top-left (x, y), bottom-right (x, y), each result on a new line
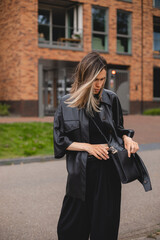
top-left (89, 115), bottom-right (111, 147)
top-left (90, 115), bottom-right (119, 154)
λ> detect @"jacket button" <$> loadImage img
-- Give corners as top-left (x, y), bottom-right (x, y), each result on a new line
top-left (144, 180), bottom-right (148, 184)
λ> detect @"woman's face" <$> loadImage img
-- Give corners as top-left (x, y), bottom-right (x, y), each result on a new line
top-left (93, 69), bottom-right (106, 94)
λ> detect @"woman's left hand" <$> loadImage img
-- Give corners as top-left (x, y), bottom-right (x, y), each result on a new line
top-left (122, 135), bottom-right (139, 157)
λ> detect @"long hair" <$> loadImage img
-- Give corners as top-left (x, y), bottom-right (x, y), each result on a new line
top-left (65, 52), bottom-right (107, 114)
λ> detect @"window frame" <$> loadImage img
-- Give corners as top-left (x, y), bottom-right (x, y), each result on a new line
top-left (38, 7), bottom-right (52, 45)
top-left (91, 5), bottom-right (109, 53)
top-left (153, 16), bottom-right (160, 55)
top-left (38, 4), bottom-right (83, 50)
top-left (116, 9), bottom-right (132, 55)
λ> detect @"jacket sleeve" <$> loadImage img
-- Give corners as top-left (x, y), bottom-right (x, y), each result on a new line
top-left (53, 100), bottom-right (73, 158)
top-left (112, 94), bottom-right (134, 138)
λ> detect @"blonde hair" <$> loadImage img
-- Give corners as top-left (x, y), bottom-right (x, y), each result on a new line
top-left (65, 52), bottom-right (107, 114)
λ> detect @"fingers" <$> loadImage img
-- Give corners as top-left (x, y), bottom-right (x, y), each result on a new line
top-left (125, 141), bottom-right (139, 158)
top-left (95, 147), bottom-right (109, 160)
top-left (90, 145), bottom-right (110, 160)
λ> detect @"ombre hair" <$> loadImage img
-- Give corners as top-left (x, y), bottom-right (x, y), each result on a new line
top-left (65, 52), bottom-right (107, 114)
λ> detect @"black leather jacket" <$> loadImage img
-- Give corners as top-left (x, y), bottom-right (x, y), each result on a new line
top-left (54, 89), bottom-right (152, 201)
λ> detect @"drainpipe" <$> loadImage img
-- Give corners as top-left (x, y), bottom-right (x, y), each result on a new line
top-left (141, 0), bottom-right (144, 114)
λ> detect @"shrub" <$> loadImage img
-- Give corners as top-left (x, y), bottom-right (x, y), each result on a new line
top-left (0, 103), bottom-right (10, 116)
top-left (143, 108), bottom-right (160, 115)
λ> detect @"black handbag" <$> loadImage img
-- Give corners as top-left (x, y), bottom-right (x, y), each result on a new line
top-left (108, 147), bottom-right (143, 183)
top-left (90, 116), bottom-right (149, 185)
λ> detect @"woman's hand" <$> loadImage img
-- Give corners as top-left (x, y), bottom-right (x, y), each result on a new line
top-left (85, 143), bottom-right (110, 160)
top-left (66, 142), bottom-right (110, 160)
top-left (122, 135), bottom-right (139, 157)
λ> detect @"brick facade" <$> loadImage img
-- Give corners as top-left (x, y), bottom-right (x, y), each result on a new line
top-left (0, 0), bottom-right (160, 116)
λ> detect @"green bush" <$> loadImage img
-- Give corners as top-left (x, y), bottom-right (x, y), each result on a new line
top-left (0, 103), bottom-right (10, 116)
top-left (143, 108), bottom-right (160, 115)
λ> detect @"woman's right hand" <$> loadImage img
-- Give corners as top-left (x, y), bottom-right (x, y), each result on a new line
top-left (85, 143), bottom-right (110, 160)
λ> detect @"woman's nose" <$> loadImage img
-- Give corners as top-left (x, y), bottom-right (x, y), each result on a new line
top-left (96, 80), bottom-right (101, 87)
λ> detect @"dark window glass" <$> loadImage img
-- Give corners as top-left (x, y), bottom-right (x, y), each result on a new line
top-left (38, 10), bottom-right (50, 25)
top-left (38, 26), bottom-right (49, 41)
top-left (92, 7), bottom-right (106, 32)
top-left (52, 27), bottom-right (65, 42)
top-left (117, 11), bottom-right (130, 35)
top-left (52, 7), bottom-right (65, 26)
top-left (154, 0), bottom-right (160, 7)
top-left (68, 8), bottom-right (74, 38)
top-left (117, 10), bottom-right (131, 53)
top-left (153, 16), bottom-right (160, 51)
top-left (38, 10), bottom-right (50, 42)
top-left (153, 68), bottom-right (160, 98)
top-left (117, 0), bottom-right (132, 2)
top-left (52, 7), bottom-right (65, 42)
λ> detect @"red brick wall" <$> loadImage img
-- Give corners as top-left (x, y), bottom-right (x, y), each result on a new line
top-left (0, 0), bottom-right (21, 101)
top-left (0, 0), bottom-right (160, 115)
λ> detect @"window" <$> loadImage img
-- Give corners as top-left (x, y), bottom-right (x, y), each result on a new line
top-left (38, 9), bottom-right (50, 43)
top-left (153, 16), bottom-right (160, 52)
top-left (38, 4), bottom-right (83, 49)
top-left (117, 10), bottom-right (131, 54)
top-left (92, 6), bottom-right (108, 52)
top-left (153, 0), bottom-right (160, 8)
top-left (117, 0), bottom-right (132, 2)
top-left (153, 68), bottom-right (160, 98)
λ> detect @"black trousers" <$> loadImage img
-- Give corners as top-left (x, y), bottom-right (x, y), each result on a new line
top-left (57, 157), bottom-right (122, 240)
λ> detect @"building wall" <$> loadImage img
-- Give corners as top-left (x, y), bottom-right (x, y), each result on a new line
top-left (0, 0), bottom-right (160, 116)
top-left (0, 0), bottom-right (38, 116)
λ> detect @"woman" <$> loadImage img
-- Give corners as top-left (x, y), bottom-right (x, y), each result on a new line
top-left (54, 52), bottom-right (139, 240)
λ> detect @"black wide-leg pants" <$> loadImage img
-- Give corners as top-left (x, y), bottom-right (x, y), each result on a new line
top-left (57, 157), bottom-right (122, 240)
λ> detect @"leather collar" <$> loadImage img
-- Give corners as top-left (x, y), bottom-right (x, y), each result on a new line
top-left (101, 89), bottom-right (112, 106)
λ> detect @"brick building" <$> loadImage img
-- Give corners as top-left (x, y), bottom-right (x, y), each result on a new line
top-left (0, 0), bottom-right (160, 116)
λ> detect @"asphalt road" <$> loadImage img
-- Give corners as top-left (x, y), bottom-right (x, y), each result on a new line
top-left (0, 150), bottom-right (160, 240)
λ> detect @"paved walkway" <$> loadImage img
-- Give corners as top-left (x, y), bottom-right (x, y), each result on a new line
top-left (0, 149), bottom-right (160, 240)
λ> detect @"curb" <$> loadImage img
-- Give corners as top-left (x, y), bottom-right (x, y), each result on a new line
top-left (0, 155), bottom-right (65, 166)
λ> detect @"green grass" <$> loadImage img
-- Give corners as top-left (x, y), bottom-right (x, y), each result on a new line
top-left (143, 108), bottom-right (160, 115)
top-left (0, 122), bottom-right (54, 159)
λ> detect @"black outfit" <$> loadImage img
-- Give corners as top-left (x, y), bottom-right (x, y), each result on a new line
top-left (54, 89), bottom-right (151, 240)
top-left (57, 102), bottom-right (121, 240)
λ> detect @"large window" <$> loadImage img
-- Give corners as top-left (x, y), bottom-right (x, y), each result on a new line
top-left (117, 0), bottom-right (132, 2)
top-left (38, 4), bottom-right (83, 49)
top-left (153, 0), bottom-right (160, 7)
top-left (92, 6), bottom-right (108, 52)
top-left (117, 10), bottom-right (131, 54)
top-left (153, 16), bottom-right (160, 52)
top-left (153, 68), bottom-right (160, 98)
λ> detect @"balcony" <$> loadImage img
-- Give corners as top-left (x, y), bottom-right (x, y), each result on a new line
top-left (38, 2), bottom-right (83, 50)
top-left (38, 26), bottom-right (83, 50)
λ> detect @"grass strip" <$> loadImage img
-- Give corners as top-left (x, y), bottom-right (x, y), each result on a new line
top-left (0, 122), bottom-right (54, 159)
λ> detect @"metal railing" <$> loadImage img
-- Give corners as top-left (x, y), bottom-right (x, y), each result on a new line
top-left (38, 26), bottom-right (83, 49)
